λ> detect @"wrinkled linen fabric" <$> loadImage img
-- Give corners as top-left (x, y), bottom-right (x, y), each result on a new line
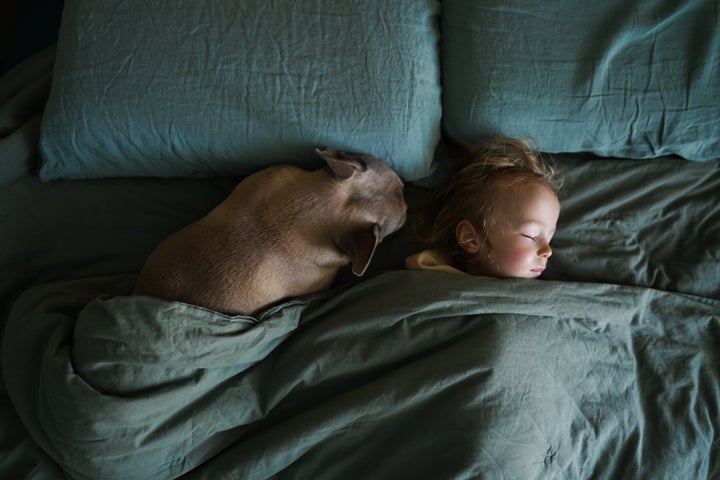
top-left (3, 272), bottom-right (718, 479)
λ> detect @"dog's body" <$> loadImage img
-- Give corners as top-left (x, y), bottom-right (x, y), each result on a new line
top-left (133, 148), bottom-right (407, 316)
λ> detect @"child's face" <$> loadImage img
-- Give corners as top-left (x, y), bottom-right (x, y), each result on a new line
top-left (457, 182), bottom-right (560, 279)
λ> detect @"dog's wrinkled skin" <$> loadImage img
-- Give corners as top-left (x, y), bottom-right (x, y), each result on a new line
top-left (133, 148), bottom-right (407, 316)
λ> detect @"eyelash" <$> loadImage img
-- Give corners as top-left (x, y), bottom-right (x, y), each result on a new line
top-left (522, 234), bottom-right (537, 241)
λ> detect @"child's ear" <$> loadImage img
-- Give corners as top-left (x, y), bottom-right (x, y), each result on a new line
top-left (456, 220), bottom-right (481, 254)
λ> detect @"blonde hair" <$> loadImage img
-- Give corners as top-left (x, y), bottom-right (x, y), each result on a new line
top-left (414, 137), bottom-right (561, 267)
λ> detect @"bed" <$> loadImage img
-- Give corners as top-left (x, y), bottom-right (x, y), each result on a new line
top-left (1, 1), bottom-right (718, 479)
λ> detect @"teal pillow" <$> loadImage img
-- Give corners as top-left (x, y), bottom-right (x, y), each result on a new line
top-left (442, 0), bottom-right (720, 160)
top-left (39, 0), bottom-right (442, 181)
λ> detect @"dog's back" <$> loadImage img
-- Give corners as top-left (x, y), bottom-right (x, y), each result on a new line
top-left (134, 148), bottom-right (406, 316)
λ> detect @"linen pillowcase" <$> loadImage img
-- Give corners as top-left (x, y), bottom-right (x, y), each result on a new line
top-left (442, 0), bottom-right (720, 160)
top-left (39, 0), bottom-right (442, 181)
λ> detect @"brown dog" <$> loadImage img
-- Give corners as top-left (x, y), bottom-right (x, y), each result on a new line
top-left (133, 148), bottom-right (407, 316)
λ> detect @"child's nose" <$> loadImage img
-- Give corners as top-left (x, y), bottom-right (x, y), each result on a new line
top-left (539, 243), bottom-right (552, 258)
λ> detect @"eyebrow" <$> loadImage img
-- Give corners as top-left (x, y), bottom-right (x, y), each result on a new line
top-left (516, 220), bottom-right (545, 228)
top-left (515, 220), bottom-right (556, 233)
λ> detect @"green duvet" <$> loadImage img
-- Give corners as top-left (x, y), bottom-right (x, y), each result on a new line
top-left (4, 272), bottom-right (718, 479)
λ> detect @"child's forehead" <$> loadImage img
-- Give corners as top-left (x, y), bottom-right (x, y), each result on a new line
top-left (495, 177), bottom-right (558, 201)
top-left (493, 180), bottom-right (560, 218)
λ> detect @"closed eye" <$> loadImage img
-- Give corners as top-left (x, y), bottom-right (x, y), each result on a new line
top-left (522, 234), bottom-right (537, 241)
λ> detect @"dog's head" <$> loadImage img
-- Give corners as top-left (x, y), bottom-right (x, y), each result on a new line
top-left (315, 148), bottom-right (407, 276)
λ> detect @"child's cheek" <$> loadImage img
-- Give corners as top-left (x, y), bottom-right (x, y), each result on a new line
top-left (511, 246), bottom-right (535, 269)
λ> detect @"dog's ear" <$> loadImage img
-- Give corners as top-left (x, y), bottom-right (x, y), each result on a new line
top-left (348, 224), bottom-right (380, 276)
top-left (315, 148), bottom-right (367, 180)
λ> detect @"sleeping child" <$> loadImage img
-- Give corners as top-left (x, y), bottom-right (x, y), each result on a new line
top-left (406, 137), bottom-right (562, 278)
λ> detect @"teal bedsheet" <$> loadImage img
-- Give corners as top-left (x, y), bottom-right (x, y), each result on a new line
top-left (2, 48), bottom-right (720, 480)
top-left (4, 272), bottom-right (719, 479)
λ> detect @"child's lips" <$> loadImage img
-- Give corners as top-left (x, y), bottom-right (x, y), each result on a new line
top-left (531, 266), bottom-right (545, 274)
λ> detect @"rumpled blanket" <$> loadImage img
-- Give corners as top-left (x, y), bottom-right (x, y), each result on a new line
top-left (3, 271), bottom-right (719, 479)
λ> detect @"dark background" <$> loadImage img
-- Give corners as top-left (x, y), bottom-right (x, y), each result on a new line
top-left (0, 0), bottom-right (64, 75)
